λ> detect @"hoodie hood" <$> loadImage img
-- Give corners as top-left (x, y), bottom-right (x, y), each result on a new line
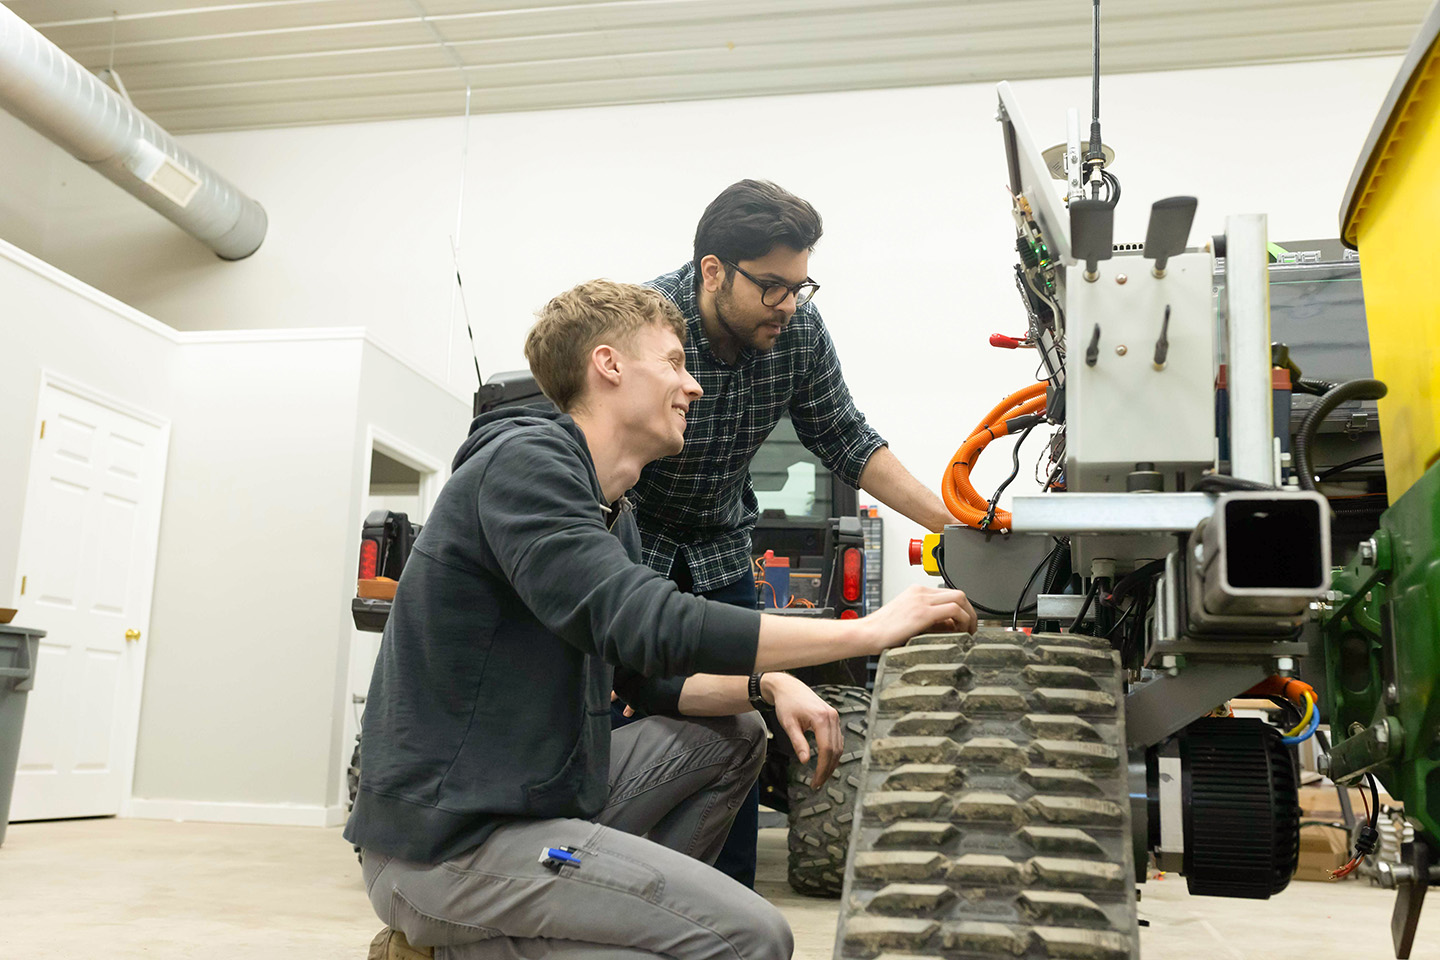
top-left (452, 406), bottom-right (583, 472)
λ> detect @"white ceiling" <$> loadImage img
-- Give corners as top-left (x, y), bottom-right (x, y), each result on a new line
top-left (4, 0), bottom-right (1431, 134)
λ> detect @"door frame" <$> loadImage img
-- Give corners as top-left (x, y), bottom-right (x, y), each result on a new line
top-left (13, 369), bottom-right (172, 819)
top-left (366, 426), bottom-right (446, 519)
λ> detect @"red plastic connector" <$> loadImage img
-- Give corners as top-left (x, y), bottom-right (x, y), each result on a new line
top-left (989, 334), bottom-right (1024, 349)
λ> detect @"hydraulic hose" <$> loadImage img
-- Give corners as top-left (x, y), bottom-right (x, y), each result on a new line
top-left (1293, 378), bottom-right (1387, 491)
top-left (942, 383), bottom-right (1048, 531)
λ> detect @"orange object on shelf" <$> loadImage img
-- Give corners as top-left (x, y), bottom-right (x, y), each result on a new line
top-left (357, 577), bottom-right (398, 600)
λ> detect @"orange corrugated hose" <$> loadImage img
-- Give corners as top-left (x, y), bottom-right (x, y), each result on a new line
top-left (942, 383), bottom-right (1049, 531)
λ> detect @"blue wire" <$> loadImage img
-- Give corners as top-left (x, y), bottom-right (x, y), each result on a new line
top-left (1281, 705), bottom-right (1321, 745)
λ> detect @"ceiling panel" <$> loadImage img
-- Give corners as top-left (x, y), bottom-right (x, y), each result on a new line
top-left (0, 0), bottom-right (1427, 133)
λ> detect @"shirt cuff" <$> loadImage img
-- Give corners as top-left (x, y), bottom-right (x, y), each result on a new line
top-left (832, 431), bottom-right (889, 489)
top-left (690, 601), bottom-right (762, 676)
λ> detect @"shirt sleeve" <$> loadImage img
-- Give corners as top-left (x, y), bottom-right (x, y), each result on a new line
top-left (612, 668), bottom-right (687, 718)
top-left (477, 431), bottom-right (760, 679)
top-left (788, 312), bottom-right (888, 488)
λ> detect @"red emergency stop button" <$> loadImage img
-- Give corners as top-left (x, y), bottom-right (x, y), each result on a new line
top-left (910, 538), bottom-right (924, 565)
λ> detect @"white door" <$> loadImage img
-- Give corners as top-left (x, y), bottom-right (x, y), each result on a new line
top-left (10, 376), bottom-right (169, 821)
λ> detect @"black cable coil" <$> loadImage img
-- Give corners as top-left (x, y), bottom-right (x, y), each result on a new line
top-left (1180, 717), bottom-right (1301, 898)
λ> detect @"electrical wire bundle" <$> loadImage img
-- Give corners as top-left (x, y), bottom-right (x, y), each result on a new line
top-left (941, 382), bottom-right (1049, 531)
top-left (752, 554), bottom-right (816, 609)
top-left (1279, 690), bottom-right (1321, 745)
top-left (1245, 676), bottom-right (1322, 746)
top-left (1332, 774), bottom-right (1382, 880)
top-left (1244, 676), bottom-right (1380, 879)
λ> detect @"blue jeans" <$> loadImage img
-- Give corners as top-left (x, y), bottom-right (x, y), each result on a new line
top-left (612, 556), bottom-right (760, 888)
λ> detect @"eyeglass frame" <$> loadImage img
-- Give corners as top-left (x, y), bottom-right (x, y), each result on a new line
top-left (720, 259), bottom-right (820, 308)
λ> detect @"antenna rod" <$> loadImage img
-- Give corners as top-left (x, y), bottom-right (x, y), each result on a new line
top-left (1088, 0), bottom-right (1104, 198)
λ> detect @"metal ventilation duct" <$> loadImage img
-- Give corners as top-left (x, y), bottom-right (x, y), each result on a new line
top-left (0, 6), bottom-right (266, 260)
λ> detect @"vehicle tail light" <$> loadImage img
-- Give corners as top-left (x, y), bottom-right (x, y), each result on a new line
top-left (359, 539), bottom-right (379, 580)
top-left (842, 547), bottom-right (862, 603)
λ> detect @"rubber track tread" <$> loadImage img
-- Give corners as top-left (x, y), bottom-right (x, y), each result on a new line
top-left (834, 629), bottom-right (1138, 960)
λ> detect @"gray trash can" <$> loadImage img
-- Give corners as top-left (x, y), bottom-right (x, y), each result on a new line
top-left (0, 624), bottom-right (44, 846)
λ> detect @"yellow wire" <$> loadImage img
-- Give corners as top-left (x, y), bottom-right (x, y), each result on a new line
top-left (1284, 692), bottom-right (1315, 738)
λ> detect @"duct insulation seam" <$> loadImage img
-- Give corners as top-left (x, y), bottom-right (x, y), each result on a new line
top-left (0, 6), bottom-right (266, 260)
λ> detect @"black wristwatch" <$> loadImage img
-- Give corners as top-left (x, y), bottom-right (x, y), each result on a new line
top-left (748, 673), bottom-right (772, 711)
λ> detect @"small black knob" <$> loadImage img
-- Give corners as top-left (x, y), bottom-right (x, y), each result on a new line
top-left (1153, 305), bottom-right (1171, 370)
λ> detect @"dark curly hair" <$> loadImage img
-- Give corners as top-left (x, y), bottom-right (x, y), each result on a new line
top-left (692, 180), bottom-right (823, 272)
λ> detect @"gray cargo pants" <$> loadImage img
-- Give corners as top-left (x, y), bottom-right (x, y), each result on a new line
top-left (360, 712), bottom-right (791, 959)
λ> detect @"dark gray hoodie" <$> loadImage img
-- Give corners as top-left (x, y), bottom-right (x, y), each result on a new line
top-left (344, 408), bottom-right (761, 864)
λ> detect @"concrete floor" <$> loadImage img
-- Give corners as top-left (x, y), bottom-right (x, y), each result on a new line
top-left (0, 819), bottom-right (1436, 959)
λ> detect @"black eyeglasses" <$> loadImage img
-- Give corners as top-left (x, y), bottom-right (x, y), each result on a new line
top-left (722, 260), bottom-right (820, 308)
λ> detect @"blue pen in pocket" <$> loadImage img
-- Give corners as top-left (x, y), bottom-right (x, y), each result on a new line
top-left (539, 846), bottom-right (583, 871)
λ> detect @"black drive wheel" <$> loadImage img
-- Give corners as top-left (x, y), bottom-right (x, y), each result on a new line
top-left (786, 684), bottom-right (871, 897)
top-left (835, 628), bottom-right (1139, 960)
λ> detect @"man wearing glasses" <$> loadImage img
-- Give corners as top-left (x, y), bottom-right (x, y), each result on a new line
top-left (630, 180), bottom-right (960, 887)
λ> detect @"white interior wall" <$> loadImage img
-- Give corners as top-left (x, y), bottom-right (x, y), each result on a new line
top-left (0, 241), bottom-right (177, 609)
top-left (0, 111), bottom-right (56, 256)
top-left (0, 236), bottom-right (469, 818)
top-left (134, 335), bottom-right (468, 817)
top-left (0, 57), bottom-right (1402, 612)
top-left (131, 334), bottom-right (366, 814)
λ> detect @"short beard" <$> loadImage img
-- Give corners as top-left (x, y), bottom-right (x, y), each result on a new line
top-left (714, 275), bottom-right (782, 354)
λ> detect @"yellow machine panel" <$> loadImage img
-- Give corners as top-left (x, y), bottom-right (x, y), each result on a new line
top-left (1343, 29), bottom-right (1440, 499)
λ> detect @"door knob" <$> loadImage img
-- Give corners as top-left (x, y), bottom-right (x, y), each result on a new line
top-left (125, 629), bottom-right (141, 642)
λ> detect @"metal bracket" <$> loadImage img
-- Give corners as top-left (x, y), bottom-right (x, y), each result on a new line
top-left (1391, 837), bottom-right (1434, 959)
top-left (1036, 594), bottom-right (1088, 620)
top-left (1011, 492), bottom-right (1216, 534)
top-left (1124, 660), bottom-right (1271, 748)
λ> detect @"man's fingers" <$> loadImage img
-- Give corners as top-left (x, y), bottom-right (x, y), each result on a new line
top-left (781, 715), bottom-right (810, 764)
top-left (810, 710), bottom-right (843, 788)
top-left (818, 721), bottom-right (843, 787)
top-left (623, 705), bottom-right (635, 718)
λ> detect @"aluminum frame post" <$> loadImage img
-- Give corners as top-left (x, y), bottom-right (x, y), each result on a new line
top-left (1224, 214), bottom-right (1276, 485)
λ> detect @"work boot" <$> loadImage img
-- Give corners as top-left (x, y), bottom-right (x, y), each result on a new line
top-left (368, 927), bottom-right (432, 960)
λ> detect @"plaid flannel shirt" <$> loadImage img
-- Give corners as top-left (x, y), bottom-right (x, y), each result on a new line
top-left (630, 262), bottom-right (887, 592)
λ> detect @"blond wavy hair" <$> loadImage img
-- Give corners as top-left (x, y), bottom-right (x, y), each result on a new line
top-left (525, 280), bottom-right (687, 412)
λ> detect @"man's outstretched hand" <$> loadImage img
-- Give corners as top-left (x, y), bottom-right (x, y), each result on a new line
top-left (765, 674), bottom-right (842, 789)
top-left (861, 584), bottom-right (977, 653)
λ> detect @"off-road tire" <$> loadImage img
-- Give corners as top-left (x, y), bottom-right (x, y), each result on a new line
top-left (834, 628), bottom-right (1139, 960)
top-left (349, 736), bottom-right (363, 862)
top-left (348, 737), bottom-right (362, 813)
top-left (786, 684), bottom-right (871, 897)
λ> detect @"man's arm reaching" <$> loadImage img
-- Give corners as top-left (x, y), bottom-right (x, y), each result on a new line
top-left (751, 585), bottom-right (974, 671)
top-left (676, 672), bottom-right (843, 789)
top-left (858, 444), bottom-right (957, 533)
